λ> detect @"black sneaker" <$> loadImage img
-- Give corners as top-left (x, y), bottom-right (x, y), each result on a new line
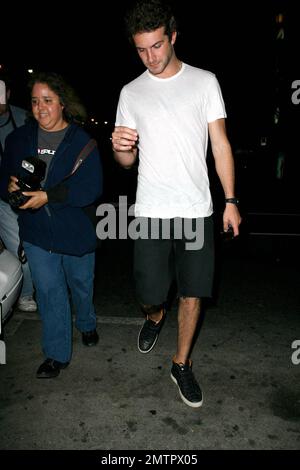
top-left (171, 360), bottom-right (203, 408)
top-left (138, 310), bottom-right (165, 354)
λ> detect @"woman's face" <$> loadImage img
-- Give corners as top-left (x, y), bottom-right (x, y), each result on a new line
top-left (31, 82), bottom-right (67, 131)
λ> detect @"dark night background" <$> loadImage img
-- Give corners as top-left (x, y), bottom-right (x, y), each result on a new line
top-left (1, 3), bottom-right (300, 454)
top-left (2, 0), bottom-right (299, 219)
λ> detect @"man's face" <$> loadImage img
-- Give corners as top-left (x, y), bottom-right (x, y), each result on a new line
top-left (133, 26), bottom-right (176, 78)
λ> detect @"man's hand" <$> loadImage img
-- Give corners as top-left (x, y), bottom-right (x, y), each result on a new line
top-left (111, 126), bottom-right (138, 152)
top-left (19, 191), bottom-right (48, 210)
top-left (223, 204), bottom-right (242, 237)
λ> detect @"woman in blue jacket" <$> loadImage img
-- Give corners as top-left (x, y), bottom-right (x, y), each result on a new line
top-left (3, 72), bottom-right (103, 378)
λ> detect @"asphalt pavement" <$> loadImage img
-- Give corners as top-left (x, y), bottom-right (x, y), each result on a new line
top-left (0, 230), bottom-right (299, 453)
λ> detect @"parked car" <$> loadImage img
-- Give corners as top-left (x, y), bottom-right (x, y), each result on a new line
top-left (0, 238), bottom-right (23, 364)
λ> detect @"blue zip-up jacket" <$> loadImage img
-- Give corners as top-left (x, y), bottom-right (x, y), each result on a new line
top-left (0, 121), bottom-right (103, 256)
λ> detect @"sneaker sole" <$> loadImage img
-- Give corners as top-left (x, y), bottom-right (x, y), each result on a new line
top-left (17, 306), bottom-right (38, 312)
top-left (36, 372), bottom-right (60, 379)
top-left (137, 328), bottom-right (159, 354)
top-left (170, 373), bottom-right (203, 408)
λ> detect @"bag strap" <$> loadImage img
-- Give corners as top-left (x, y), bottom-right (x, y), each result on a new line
top-left (63, 138), bottom-right (97, 181)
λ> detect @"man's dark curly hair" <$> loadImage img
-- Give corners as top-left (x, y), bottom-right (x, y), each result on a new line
top-left (125, 0), bottom-right (177, 42)
top-left (28, 71), bottom-right (87, 123)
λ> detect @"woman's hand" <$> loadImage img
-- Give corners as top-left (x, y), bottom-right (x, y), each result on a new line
top-left (8, 176), bottom-right (20, 193)
top-left (19, 190), bottom-right (48, 210)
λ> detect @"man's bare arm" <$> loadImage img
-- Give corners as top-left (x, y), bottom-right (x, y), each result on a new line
top-left (209, 118), bottom-right (242, 235)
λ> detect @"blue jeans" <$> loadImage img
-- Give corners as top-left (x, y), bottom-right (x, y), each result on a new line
top-left (0, 198), bottom-right (34, 298)
top-left (23, 242), bottom-right (97, 363)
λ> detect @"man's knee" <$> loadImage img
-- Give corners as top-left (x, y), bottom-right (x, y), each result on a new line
top-left (179, 296), bottom-right (201, 311)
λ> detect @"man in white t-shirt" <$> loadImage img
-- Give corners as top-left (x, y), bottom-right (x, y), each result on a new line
top-left (112, 0), bottom-right (241, 408)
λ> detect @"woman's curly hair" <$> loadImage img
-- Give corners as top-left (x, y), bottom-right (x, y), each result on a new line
top-left (125, 0), bottom-right (177, 41)
top-left (28, 72), bottom-right (87, 123)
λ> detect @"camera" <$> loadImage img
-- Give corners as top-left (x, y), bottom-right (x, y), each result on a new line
top-left (8, 157), bottom-right (47, 209)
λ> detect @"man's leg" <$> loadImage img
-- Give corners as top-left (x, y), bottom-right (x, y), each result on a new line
top-left (0, 199), bottom-right (36, 310)
top-left (134, 218), bottom-right (173, 353)
top-left (141, 304), bottom-right (164, 323)
top-left (170, 296), bottom-right (203, 408)
top-left (170, 217), bottom-right (214, 407)
top-left (175, 297), bottom-right (201, 364)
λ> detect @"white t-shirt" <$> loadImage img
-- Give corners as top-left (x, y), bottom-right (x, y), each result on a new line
top-left (115, 63), bottom-right (227, 218)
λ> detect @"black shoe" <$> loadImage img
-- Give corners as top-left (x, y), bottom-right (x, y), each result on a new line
top-left (82, 329), bottom-right (99, 347)
top-left (138, 310), bottom-right (165, 354)
top-left (171, 360), bottom-right (203, 408)
top-left (36, 358), bottom-right (69, 379)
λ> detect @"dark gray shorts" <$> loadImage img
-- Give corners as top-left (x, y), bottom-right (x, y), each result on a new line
top-left (134, 216), bottom-right (214, 305)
